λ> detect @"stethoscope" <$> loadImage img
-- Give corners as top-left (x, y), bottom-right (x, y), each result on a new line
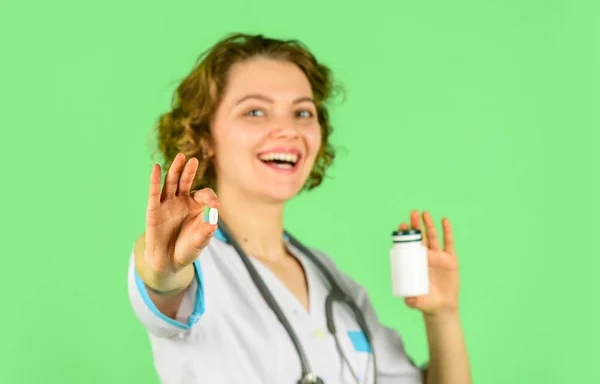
top-left (216, 219), bottom-right (378, 384)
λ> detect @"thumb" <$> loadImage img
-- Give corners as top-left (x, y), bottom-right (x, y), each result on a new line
top-left (404, 296), bottom-right (433, 310)
top-left (404, 297), bottom-right (420, 308)
top-left (189, 217), bottom-right (217, 253)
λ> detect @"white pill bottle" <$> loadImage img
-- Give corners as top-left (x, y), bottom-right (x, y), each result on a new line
top-left (390, 229), bottom-right (430, 297)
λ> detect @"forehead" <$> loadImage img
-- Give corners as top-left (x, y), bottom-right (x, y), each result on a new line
top-left (222, 59), bottom-right (313, 102)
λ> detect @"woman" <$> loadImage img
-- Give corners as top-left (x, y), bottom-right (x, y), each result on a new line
top-left (128, 33), bottom-right (471, 384)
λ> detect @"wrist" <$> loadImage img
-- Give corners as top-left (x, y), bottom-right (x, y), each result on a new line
top-left (136, 253), bottom-right (195, 295)
top-left (423, 307), bottom-right (461, 325)
top-left (144, 281), bottom-right (190, 296)
top-left (144, 264), bottom-right (195, 294)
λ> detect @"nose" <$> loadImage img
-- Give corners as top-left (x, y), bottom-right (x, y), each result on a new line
top-left (270, 116), bottom-right (299, 139)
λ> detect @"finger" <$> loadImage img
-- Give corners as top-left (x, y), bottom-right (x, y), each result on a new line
top-left (404, 297), bottom-right (418, 308)
top-left (177, 157), bottom-right (200, 196)
top-left (160, 153), bottom-right (186, 201)
top-left (410, 210), bottom-right (427, 246)
top-left (442, 217), bottom-right (455, 254)
top-left (423, 211), bottom-right (441, 250)
top-left (404, 295), bottom-right (437, 313)
top-left (397, 222), bottom-right (410, 231)
top-left (193, 188), bottom-right (220, 209)
top-left (147, 163), bottom-right (162, 211)
top-left (190, 220), bottom-right (218, 252)
top-left (404, 296), bottom-right (426, 309)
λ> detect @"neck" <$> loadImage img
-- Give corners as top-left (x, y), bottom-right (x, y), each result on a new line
top-left (216, 184), bottom-right (288, 263)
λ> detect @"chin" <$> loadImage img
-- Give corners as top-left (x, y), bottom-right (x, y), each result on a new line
top-left (258, 182), bottom-right (306, 203)
top-left (251, 157), bottom-right (313, 203)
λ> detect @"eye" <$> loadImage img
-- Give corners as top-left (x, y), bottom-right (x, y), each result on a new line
top-left (246, 109), bottom-right (265, 117)
top-left (296, 110), bottom-right (314, 118)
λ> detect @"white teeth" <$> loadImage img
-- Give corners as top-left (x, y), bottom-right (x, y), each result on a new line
top-left (258, 152), bottom-right (299, 164)
top-left (273, 163), bottom-right (293, 169)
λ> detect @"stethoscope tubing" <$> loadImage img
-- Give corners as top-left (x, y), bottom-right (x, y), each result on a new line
top-left (217, 219), bottom-right (377, 384)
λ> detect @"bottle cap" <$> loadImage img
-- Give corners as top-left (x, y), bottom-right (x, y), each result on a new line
top-left (392, 229), bottom-right (422, 243)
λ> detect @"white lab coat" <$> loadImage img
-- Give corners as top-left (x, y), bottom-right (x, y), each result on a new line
top-left (128, 229), bottom-right (424, 384)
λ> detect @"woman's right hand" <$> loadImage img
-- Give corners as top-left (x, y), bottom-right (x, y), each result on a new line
top-left (144, 153), bottom-right (220, 277)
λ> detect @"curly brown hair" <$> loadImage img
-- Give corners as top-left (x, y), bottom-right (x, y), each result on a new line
top-left (150, 32), bottom-right (341, 192)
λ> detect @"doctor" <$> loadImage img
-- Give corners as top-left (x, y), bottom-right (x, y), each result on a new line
top-left (128, 33), bottom-right (471, 384)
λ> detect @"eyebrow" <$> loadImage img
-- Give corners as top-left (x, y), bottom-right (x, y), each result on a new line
top-left (235, 94), bottom-right (315, 105)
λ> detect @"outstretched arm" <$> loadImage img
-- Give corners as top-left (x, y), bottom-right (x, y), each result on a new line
top-left (400, 210), bottom-right (471, 384)
top-left (421, 310), bottom-right (470, 384)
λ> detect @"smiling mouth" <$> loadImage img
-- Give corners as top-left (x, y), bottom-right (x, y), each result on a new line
top-left (258, 152), bottom-right (300, 170)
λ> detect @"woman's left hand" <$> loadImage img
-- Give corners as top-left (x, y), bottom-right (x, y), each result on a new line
top-left (398, 210), bottom-right (460, 316)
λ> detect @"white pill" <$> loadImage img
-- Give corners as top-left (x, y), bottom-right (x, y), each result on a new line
top-left (208, 207), bottom-right (219, 225)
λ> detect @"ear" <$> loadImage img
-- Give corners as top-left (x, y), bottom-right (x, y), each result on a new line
top-left (200, 137), bottom-right (215, 159)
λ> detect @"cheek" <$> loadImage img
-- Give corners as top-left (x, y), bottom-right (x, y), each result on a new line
top-left (307, 125), bottom-right (323, 158)
top-left (216, 122), bottom-right (260, 159)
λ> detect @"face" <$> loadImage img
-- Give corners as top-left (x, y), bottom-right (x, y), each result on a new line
top-left (210, 58), bottom-right (322, 203)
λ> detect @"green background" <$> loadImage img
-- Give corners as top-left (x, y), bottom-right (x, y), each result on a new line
top-left (1, 0), bottom-right (598, 383)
